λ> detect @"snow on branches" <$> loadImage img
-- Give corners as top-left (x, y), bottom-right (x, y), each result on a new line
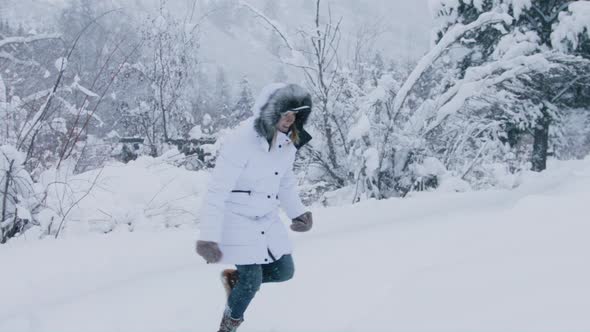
top-left (552, 1), bottom-right (590, 53)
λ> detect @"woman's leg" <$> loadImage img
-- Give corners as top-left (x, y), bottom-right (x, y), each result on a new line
top-left (262, 254), bottom-right (295, 283)
top-left (225, 255), bottom-right (294, 319)
top-left (226, 264), bottom-right (262, 320)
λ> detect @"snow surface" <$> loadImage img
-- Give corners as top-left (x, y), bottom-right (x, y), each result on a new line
top-left (1, 156), bottom-right (590, 331)
top-left (188, 125), bottom-right (203, 139)
top-left (31, 155), bottom-right (209, 236)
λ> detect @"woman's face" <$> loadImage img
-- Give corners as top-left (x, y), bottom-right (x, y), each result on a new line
top-left (277, 111), bottom-right (296, 133)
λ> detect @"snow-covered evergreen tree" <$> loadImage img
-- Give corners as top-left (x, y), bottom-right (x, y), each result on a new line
top-left (232, 76), bottom-right (254, 124)
top-left (124, 2), bottom-right (200, 155)
top-left (430, 0), bottom-right (590, 172)
top-left (212, 66), bottom-right (233, 130)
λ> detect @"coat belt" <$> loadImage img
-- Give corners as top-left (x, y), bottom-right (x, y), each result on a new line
top-left (230, 190), bottom-right (251, 195)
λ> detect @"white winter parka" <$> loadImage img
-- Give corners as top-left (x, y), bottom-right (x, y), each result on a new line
top-left (198, 84), bottom-right (312, 265)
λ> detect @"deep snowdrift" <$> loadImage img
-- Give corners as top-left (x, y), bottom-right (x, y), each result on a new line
top-left (1, 157), bottom-right (589, 332)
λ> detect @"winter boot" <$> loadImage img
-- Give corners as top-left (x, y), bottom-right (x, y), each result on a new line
top-left (220, 269), bottom-right (239, 299)
top-left (217, 307), bottom-right (244, 332)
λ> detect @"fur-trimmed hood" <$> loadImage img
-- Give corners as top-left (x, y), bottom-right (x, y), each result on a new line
top-left (252, 83), bottom-right (313, 150)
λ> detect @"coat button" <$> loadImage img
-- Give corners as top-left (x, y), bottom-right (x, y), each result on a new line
top-left (275, 171), bottom-right (278, 175)
top-left (261, 231), bottom-right (265, 234)
top-left (264, 258), bottom-right (268, 262)
top-left (278, 145), bottom-right (282, 148)
top-left (276, 195), bottom-right (278, 199)
top-left (267, 195), bottom-right (271, 199)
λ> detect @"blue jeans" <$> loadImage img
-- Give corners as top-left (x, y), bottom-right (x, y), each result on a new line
top-left (227, 254), bottom-right (295, 319)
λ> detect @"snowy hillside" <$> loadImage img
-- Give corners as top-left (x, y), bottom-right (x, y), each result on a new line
top-left (2, 156), bottom-right (589, 332)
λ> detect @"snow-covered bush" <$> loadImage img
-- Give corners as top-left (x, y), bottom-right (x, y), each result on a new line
top-left (0, 145), bottom-right (37, 243)
top-left (11, 154), bottom-right (209, 240)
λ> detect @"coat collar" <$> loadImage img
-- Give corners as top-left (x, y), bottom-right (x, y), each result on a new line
top-left (255, 130), bottom-right (293, 152)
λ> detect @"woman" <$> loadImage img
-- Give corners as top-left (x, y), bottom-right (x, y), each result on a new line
top-left (196, 83), bottom-right (314, 332)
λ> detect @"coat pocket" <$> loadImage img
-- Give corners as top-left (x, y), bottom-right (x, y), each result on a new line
top-left (221, 212), bottom-right (259, 245)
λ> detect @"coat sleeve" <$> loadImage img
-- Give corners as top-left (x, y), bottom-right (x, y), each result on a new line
top-left (278, 162), bottom-right (307, 220)
top-left (198, 133), bottom-right (247, 243)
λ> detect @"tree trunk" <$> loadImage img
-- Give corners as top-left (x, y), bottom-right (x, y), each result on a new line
top-left (322, 103), bottom-right (339, 170)
top-left (531, 109), bottom-right (550, 172)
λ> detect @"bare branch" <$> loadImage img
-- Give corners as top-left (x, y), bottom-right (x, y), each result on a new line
top-left (551, 74), bottom-right (590, 103)
top-left (54, 167), bottom-right (104, 238)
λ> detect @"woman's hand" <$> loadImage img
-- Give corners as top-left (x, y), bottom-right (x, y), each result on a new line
top-left (290, 211), bottom-right (313, 232)
top-left (195, 240), bottom-right (223, 263)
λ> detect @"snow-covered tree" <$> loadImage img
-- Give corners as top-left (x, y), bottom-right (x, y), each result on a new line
top-left (212, 66), bottom-right (233, 130)
top-left (289, 2), bottom-right (363, 191)
top-left (370, 52), bottom-right (385, 87)
top-left (232, 76), bottom-right (254, 124)
top-left (427, 0), bottom-right (590, 173)
top-left (0, 28), bottom-right (68, 173)
top-left (350, 19), bottom-right (386, 87)
top-left (125, 2), bottom-right (200, 155)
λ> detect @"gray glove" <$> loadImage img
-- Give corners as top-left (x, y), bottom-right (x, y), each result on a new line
top-left (290, 211), bottom-right (313, 232)
top-left (195, 240), bottom-right (222, 263)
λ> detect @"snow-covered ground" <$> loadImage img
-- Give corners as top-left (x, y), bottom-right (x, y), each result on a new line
top-left (2, 157), bottom-right (590, 332)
